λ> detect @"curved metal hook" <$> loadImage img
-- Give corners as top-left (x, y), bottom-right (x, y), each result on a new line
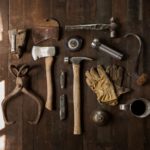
top-left (124, 33), bottom-right (143, 75)
top-left (2, 87), bottom-right (43, 125)
top-left (2, 64), bottom-right (43, 125)
top-left (22, 88), bottom-right (43, 125)
top-left (1, 87), bottom-right (21, 125)
top-left (9, 65), bottom-right (18, 77)
top-left (18, 64), bottom-right (29, 77)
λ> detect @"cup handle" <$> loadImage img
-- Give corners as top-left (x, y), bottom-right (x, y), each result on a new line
top-left (119, 104), bottom-right (128, 111)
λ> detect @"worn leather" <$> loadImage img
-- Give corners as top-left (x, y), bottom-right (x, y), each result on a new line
top-left (85, 65), bottom-right (118, 106)
top-left (106, 65), bottom-right (131, 96)
top-left (32, 26), bottom-right (59, 44)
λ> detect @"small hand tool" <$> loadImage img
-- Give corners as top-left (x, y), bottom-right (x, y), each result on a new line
top-left (65, 17), bottom-right (118, 38)
top-left (8, 29), bottom-right (27, 58)
top-left (60, 94), bottom-right (67, 120)
top-left (66, 36), bottom-right (83, 51)
top-left (91, 38), bottom-right (124, 60)
top-left (1, 64), bottom-right (43, 125)
top-left (60, 71), bottom-right (66, 89)
top-left (91, 110), bottom-right (110, 126)
top-left (32, 46), bottom-right (56, 110)
top-left (124, 33), bottom-right (148, 86)
top-left (64, 56), bottom-right (93, 135)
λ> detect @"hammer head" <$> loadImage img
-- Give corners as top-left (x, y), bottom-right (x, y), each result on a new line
top-left (64, 56), bottom-right (93, 64)
top-left (32, 46), bottom-right (56, 60)
top-left (109, 17), bottom-right (118, 38)
top-left (91, 38), bottom-right (101, 49)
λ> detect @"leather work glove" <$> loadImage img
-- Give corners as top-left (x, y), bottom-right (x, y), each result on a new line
top-left (85, 65), bottom-right (118, 106)
top-left (106, 65), bottom-right (130, 97)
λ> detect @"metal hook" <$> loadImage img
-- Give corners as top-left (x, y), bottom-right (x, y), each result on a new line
top-left (124, 33), bottom-right (143, 75)
top-left (2, 64), bottom-right (43, 125)
top-left (124, 33), bottom-right (148, 86)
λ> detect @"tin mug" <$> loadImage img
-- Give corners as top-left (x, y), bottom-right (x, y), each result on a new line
top-left (119, 98), bottom-right (150, 118)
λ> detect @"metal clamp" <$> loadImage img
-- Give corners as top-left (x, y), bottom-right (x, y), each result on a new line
top-left (1, 64), bottom-right (43, 125)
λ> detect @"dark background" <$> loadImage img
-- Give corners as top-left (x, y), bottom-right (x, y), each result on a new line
top-left (0, 0), bottom-right (150, 150)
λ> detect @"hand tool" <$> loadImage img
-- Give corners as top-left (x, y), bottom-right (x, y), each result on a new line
top-left (32, 19), bottom-right (59, 44)
top-left (65, 17), bottom-right (119, 38)
top-left (66, 36), bottom-right (83, 51)
top-left (91, 110), bottom-right (110, 126)
top-left (1, 64), bottom-right (43, 125)
top-left (91, 38), bottom-right (124, 60)
top-left (8, 29), bottom-right (27, 58)
top-left (60, 71), bottom-right (66, 89)
top-left (60, 94), bottom-right (67, 120)
top-left (32, 46), bottom-right (56, 110)
top-left (64, 56), bottom-right (93, 135)
top-left (124, 33), bottom-right (148, 86)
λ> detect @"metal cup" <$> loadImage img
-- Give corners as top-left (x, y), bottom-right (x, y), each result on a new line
top-left (119, 98), bottom-right (150, 118)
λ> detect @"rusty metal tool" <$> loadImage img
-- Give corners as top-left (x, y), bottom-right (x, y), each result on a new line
top-left (8, 29), bottom-right (27, 58)
top-left (1, 64), bottom-right (43, 125)
top-left (124, 33), bottom-right (148, 86)
top-left (65, 17), bottom-right (118, 38)
top-left (64, 56), bottom-right (93, 135)
top-left (60, 94), bottom-right (67, 120)
top-left (60, 71), bottom-right (66, 89)
top-left (91, 38), bottom-right (124, 60)
top-left (32, 46), bottom-right (56, 111)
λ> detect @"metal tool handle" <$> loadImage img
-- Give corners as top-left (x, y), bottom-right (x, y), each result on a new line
top-left (60, 71), bottom-right (65, 89)
top-left (65, 24), bottom-right (109, 30)
top-left (22, 88), bottom-right (43, 124)
top-left (60, 94), bottom-right (67, 120)
top-left (2, 87), bottom-right (20, 125)
top-left (73, 64), bottom-right (81, 135)
top-left (45, 57), bottom-right (53, 110)
top-left (99, 44), bottom-right (123, 60)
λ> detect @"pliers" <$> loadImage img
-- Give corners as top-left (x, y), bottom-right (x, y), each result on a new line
top-left (2, 64), bottom-right (43, 125)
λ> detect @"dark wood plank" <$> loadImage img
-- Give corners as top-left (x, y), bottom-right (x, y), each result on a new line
top-left (111, 1), bottom-right (129, 150)
top-left (1, 0), bottom-right (150, 150)
top-left (142, 0), bottom-right (150, 150)
top-left (125, 1), bottom-right (146, 150)
top-left (0, 0), bottom-right (9, 49)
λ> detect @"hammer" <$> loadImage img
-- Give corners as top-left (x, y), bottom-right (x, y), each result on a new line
top-left (32, 46), bottom-right (55, 110)
top-left (65, 17), bottom-right (118, 38)
top-left (91, 38), bottom-right (124, 60)
top-left (64, 56), bottom-right (93, 135)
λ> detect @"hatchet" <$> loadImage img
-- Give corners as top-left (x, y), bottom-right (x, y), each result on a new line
top-left (32, 46), bottom-right (56, 110)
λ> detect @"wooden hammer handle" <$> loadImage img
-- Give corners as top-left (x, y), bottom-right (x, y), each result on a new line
top-left (73, 64), bottom-right (81, 135)
top-left (45, 57), bottom-right (53, 110)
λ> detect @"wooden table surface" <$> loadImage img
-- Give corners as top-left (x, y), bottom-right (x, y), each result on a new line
top-left (0, 0), bottom-right (150, 150)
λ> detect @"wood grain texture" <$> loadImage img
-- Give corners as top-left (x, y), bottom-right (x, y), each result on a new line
top-left (45, 56), bottom-right (54, 111)
top-left (72, 64), bottom-right (81, 135)
top-left (0, 0), bottom-right (150, 150)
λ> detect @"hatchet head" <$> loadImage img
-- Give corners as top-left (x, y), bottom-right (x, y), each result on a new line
top-left (32, 46), bottom-right (56, 60)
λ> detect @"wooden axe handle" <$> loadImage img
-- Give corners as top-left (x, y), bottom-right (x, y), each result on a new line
top-left (45, 56), bottom-right (53, 110)
top-left (73, 64), bottom-right (81, 135)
